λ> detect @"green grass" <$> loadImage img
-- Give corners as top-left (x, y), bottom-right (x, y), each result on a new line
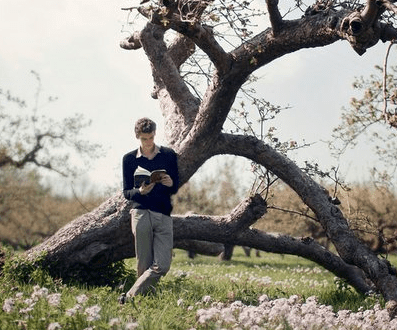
top-left (0, 248), bottom-right (391, 329)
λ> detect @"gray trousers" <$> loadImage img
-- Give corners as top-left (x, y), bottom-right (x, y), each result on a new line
top-left (126, 209), bottom-right (173, 297)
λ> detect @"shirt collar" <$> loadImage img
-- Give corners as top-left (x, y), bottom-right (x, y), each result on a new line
top-left (136, 145), bottom-right (160, 159)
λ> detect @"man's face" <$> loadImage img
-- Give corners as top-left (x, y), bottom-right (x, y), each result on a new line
top-left (137, 132), bottom-right (156, 152)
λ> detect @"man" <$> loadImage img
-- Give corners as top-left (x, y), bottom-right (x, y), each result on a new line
top-left (121, 117), bottom-right (179, 301)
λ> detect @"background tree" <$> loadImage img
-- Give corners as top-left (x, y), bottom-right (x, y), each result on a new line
top-left (0, 71), bottom-right (102, 176)
top-left (331, 60), bottom-right (397, 186)
top-left (0, 71), bottom-right (104, 248)
top-left (13, 0), bottom-right (397, 314)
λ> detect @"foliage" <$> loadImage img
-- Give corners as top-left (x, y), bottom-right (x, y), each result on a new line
top-left (1, 249), bottom-right (50, 286)
top-left (1, 244), bottom-right (134, 289)
top-left (0, 249), bottom-right (391, 330)
top-left (62, 260), bottom-right (136, 288)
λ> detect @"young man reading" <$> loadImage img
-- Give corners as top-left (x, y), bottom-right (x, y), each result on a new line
top-left (121, 117), bottom-right (179, 301)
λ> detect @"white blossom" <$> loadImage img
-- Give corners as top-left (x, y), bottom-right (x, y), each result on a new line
top-left (194, 295), bottom-right (397, 329)
top-left (2, 298), bottom-right (14, 313)
top-left (76, 294), bottom-right (88, 304)
top-left (108, 318), bottom-right (121, 326)
top-left (47, 293), bottom-right (61, 307)
top-left (47, 322), bottom-right (62, 330)
top-left (65, 304), bottom-right (83, 316)
top-left (125, 322), bottom-right (139, 330)
top-left (85, 304), bottom-right (101, 321)
top-left (31, 286), bottom-right (49, 301)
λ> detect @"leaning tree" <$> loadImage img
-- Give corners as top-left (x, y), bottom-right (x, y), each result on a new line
top-left (20, 0), bottom-right (397, 315)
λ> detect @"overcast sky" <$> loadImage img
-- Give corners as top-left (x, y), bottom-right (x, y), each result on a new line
top-left (0, 0), bottom-right (395, 195)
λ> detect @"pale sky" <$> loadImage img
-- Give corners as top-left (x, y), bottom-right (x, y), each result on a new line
top-left (0, 0), bottom-right (394, 195)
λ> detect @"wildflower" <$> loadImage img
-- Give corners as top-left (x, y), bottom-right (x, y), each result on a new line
top-left (32, 286), bottom-right (49, 301)
top-left (258, 294), bottom-right (269, 304)
top-left (19, 306), bottom-right (34, 314)
top-left (197, 307), bottom-right (218, 324)
top-left (65, 304), bottom-right (83, 316)
top-left (219, 307), bottom-right (236, 323)
top-left (47, 293), bottom-right (61, 307)
top-left (2, 298), bottom-right (15, 313)
top-left (230, 300), bottom-right (244, 310)
top-left (24, 298), bottom-right (34, 306)
top-left (109, 318), bottom-right (121, 326)
top-left (47, 322), bottom-right (62, 330)
top-left (85, 304), bottom-right (101, 321)
top-left (76, 294), bottom-right (88, 304)
top-left (125, 322), bottom-right (139, 330)
top-left (177, 298), bottom-right (184, 307)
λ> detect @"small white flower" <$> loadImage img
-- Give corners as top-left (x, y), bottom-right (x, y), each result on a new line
top-left (2, 298), bottom-right (15, 313)
top-left (258, 294), bottom-right (269, 304)
top-left (24, 298), bottom-right (34, 306)
top-left (76, 294), bottom-right (88, 304)
top-left (47, 322), bottom-right (62, 330)
top-left (47, 293), bottom-right (61, 307)
top-left (19, 306), bottom-right (34, 314)
top-left (65, 304), bottom-right (83, 316)
top-left (108, 318), bottom-right (120, 326)
top-left (32, 286), bottom-right (48, 301)
top-left (177, 298), bottom-right (184, 307)
top-left (125, 322), bottom-right (139, 330)
top-left (85, 304), bottom-right (101, 322)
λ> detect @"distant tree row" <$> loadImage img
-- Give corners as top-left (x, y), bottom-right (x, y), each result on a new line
top-left (0, 166), bottom-right (104, 249)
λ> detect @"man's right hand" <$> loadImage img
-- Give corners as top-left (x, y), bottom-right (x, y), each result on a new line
top-left (139, 182), bottom-right (155, 195)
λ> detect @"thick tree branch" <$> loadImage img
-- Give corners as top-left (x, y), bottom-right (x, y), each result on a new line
top-left (168, 22), bottom-right (231, 74)
top-left (138, 23), bottom-right (200, 143)
top-left (172, 213), bottom-right (372, 294)
top-left (137, 1), bottom-right (231, 73)
top-left (212, 132), bottom-right (397, 303)
top-left (173, 194), bottom-right (267, 240)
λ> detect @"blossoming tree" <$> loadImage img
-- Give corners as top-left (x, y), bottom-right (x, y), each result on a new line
top-left (23, 0), bottom-right (397, 315)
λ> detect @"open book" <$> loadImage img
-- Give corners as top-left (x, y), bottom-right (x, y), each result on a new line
top-left (134, 166), bottom-right (167, 187)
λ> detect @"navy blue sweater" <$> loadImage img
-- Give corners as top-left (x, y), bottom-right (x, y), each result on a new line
top-left (122, 146), bottom-right (179, 216)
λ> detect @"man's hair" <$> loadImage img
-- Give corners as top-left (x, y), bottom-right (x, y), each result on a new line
top-left (134, 117), bottom-right (157, 137)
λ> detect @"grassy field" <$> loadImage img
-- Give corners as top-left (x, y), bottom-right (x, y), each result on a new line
top-left (0, 248), bottom-right (394, 329)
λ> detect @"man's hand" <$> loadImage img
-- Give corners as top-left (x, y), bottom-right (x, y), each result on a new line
top-left (160, 174), bottom-right (173, 187)
top-left (139, 182), bottom-right (155, 195)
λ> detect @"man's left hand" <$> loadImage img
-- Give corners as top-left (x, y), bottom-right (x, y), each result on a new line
top-left (160, 174), bottom-right (173, 187)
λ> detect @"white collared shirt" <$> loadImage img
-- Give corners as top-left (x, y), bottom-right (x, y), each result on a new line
top-left (136, 145), bottom-right (161, 160)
